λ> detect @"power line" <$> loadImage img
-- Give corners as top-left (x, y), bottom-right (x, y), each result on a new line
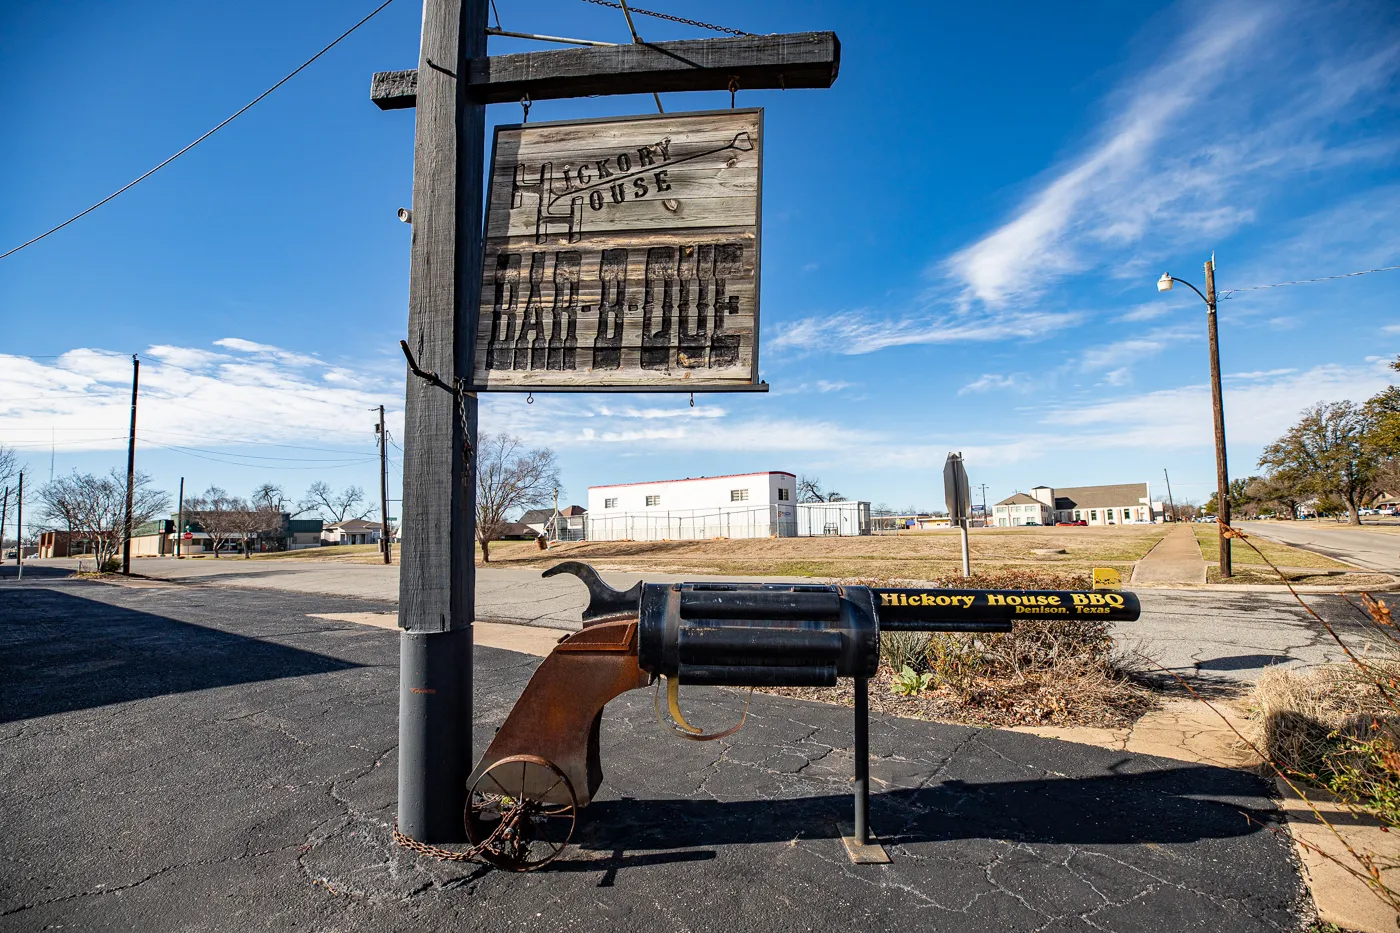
top-left (140, 438), bottom-right (376, 471)
top-left (1221, 264), bottom-right (1400, 298)
top-left (0, 0), bottom-right (400, 261)
top-left (578, 0), bottom-right (750, 36)
top-left (139, 438), bottom-right (373, 463)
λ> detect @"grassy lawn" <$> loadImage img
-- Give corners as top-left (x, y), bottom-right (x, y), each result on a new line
top-left (1191, 524), bottom-right (1352, 570)
top-left (249, 544), bottom-right (385, 561)
top-left (242, 527), bottom-right (1168, 579)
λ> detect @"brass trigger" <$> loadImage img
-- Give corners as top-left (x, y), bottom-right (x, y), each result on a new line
top-left (667, 676), bottom-right (703, 734)
top-left (652, 675), bottom-right (753, 742)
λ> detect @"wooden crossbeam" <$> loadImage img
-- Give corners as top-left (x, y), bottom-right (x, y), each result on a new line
top-left (371, 30), bottom-right (839, 110)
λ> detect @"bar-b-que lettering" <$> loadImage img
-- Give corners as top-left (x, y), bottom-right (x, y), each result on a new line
top-left (485, 243), bottom-right (746, 372)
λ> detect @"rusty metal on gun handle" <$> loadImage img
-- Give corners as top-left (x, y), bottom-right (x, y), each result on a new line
top-left (652, 676), bottom-right (753, 741)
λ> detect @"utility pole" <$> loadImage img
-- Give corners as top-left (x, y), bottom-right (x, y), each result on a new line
top-left (15, 472), bottom-right (22, 581)
top-left (376, 405), bottom-right (391, 565)
top-left (121, 354), bottom-right (140, 575)
top-left (1, 486), bottom-right (8, 561)
top-left (1204, 256), bottom-right (1231, 577)
top-left (176, 477), bottom-right (185, 558)
top-left (1162, 469), bottom-right (1178, 523)
top-left (977, 483), bottom-right (988, 526)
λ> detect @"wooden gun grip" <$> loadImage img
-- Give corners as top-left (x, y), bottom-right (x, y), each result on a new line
top-left (469, 619), bottom-right (650, 808)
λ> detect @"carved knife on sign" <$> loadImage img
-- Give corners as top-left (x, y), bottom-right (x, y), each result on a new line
top-left (474, 109), bottom-right (764, 391)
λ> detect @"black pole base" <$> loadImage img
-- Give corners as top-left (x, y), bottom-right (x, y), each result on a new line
top-left (841, 830), bottom-right (891, 864)
top-left (398, 627), bottom-right (473, 843)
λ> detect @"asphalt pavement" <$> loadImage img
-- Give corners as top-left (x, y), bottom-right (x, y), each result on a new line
top-left (22, 556), bottom-right (1386, 687)
top-left (1, 577), bottom-right (1307, 932)
top-left (1241, 520), bottom-right (1400, 573)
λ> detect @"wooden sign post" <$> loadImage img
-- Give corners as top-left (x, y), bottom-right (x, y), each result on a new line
top-left (376, 4), bottom-right (838, 843)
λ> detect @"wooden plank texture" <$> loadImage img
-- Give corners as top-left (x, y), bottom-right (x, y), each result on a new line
top-left (472, 109), bottom-right (761, 389)
top-left (398, 0), bottom-right (486, 636)
top-left (371, 31), bottom-right (839, 110)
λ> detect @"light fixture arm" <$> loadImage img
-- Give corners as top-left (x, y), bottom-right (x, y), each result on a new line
top-left (1170, 277), bottom-right (1211, 307)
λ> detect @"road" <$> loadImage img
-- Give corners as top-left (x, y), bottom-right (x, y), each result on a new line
top-left (14, 556), bottom-right (1387, 688)
top-left (0, 577), bottom-right (1305, 932)
top-left (1240, 520), bottom-right (1400, 573)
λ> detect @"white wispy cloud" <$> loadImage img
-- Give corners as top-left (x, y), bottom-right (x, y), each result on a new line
top-left (773, 3), bottom-right (1399, 359)
top-left (0, 342), bottom-right (398, 457)
top-left (959, 373), bottom-right (1024, 395)
top-left (947, 7), bottom-right (1269, 307)
top-left (769, 309), bottom-right (1080, 356)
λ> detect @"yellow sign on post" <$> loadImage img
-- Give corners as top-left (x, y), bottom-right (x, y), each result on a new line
top-left (1092, 567), bottom-right (1123, 591)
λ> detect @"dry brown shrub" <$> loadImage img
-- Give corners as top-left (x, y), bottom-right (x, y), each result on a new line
top-left (1250, 658), bottom-right (1400, 822)
top-left (771, 572), bottom-right (1157, 729)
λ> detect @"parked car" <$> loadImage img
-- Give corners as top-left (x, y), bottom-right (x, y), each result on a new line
top-left (1055, 520), bottom-right (1088, 526)
top-left (1380, 507), bottom-right (1399, 517)
top-left (1024, 521), bottom-right (1040, 526)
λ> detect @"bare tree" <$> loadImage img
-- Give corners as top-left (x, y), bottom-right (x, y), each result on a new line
top-left (797, 474), bottom-right (846, 503)
top-left (0, 443), bottom-right (19, 492)
top-left (300, 481), bottom-right (374, 522)
top-left (251, 482), bottom-right (309, 518)
top-left (476, 433), bottom-right (561, 562)
top-left (37, 469), bottom-right (169, 572)
top-left (185, 487), bottom-right (246, 558)
top-left (227, 500), bottom-right (283, 558)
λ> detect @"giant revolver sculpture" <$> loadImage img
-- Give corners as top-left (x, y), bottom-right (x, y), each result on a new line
top-left (463, 561), bottom-right (1140, 869)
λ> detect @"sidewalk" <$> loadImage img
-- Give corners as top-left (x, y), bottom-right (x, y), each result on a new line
top-left (1131, 523), bottom-right (1207, 585)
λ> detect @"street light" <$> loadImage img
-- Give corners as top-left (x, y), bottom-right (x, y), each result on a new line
top-left (1157, 256), bottom-right (1232, 578)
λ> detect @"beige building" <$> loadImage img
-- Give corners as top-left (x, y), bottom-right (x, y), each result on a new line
top-left (993, 483), bottom-right (1162, 527)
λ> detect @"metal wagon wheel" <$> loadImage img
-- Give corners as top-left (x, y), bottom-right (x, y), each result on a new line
top-left (465, 754), bottom-right (577, 871)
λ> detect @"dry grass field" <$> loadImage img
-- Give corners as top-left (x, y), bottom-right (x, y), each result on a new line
top-left (471, 525), bottom-right (1170, 580)
top-left (247, 524), bottom-right (1381, 586)
top-left (249, 527), bottom-right (1168, 578)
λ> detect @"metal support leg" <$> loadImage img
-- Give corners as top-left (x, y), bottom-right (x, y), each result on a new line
top-left (854, 672), bottom-right (869, 843)
top-left (842, 674), bottom-right (890, 863)
top-left (398, 628), bottom-right (473, 842)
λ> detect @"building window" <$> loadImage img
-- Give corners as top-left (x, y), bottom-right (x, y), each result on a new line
top-left (1090, 510), bottom-right (1098, 521)
top-left (645, 495), bottom-right (660, 507)
top-left (1074, 510), bottom-right (1082, 520)
top-left (777, 488), bottom-right (790, 501)
top-left (730, 489), bottom-right (749, 502)
top-left (604, 498), bottom-right (618, 509)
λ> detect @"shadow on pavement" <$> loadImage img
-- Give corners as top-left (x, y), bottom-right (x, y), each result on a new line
top-left (575, 764), bottom-right (1277, 853)
top-left (1197, 653), bottom-right (1295, 671)
top-left (0, 585), bottom-right (363, 724)
top-left (0, 563), bottom-right (77, 581)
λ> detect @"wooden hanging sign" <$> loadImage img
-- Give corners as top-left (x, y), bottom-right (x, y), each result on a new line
top-left (473, 109), bottom-right (763, 391)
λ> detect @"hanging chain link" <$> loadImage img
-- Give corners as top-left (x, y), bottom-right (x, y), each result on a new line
top-left (578, 0), bottom-right (750, 36)
top-left (393, 820), bottom-right (485, 862)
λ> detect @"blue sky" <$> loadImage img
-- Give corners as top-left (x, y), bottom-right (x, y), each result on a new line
top-left (3, 0), bottom-right (1399, 519)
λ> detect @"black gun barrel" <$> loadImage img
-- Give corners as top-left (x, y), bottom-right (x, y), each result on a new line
top-left (873, 587), bottom-right (1141, 632)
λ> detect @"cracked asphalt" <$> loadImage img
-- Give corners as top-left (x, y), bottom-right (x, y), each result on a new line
top-left (2, 574), bottom-right (1311, 931)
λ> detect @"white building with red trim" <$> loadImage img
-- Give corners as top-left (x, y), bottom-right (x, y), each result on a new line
top-left (588, 471), bottom-right (811, 541)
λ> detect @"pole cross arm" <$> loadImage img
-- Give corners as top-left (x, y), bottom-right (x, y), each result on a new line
top-left (370, 30), bottom-right (840, 110)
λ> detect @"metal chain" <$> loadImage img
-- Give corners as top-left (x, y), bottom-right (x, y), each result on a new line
top-left (455, 383), bottom-right (474, 471)
top-left (578, 0), bottom-right (750, 36)
top-left (392, 820), bottom-right (485, 862)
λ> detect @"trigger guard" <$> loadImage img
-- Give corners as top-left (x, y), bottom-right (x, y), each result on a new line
top-left (652, 676), bottom-right (753, 742)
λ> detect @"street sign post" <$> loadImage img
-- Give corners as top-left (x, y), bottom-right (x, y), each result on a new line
top-left (943, 452), bottom-right (971, 577)
top-left (373, 10), bottom-right (839, 846)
